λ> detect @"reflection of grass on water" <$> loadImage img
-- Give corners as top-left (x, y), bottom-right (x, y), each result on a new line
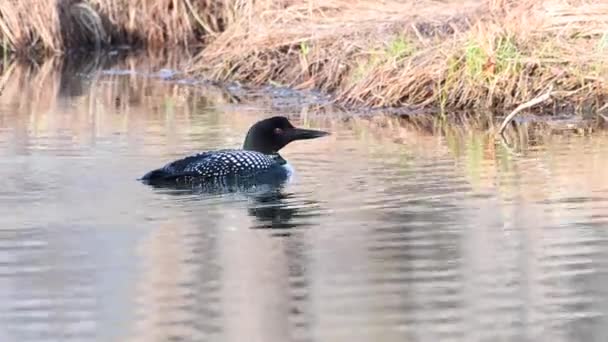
top-left (0, 53), bottom-right (238, 149)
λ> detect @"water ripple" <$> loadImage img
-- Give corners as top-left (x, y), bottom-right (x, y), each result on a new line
top-left (1, 63), bottom-right (608, 341)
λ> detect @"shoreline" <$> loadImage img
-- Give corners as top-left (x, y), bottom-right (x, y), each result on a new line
top-left (2, 0), bottom-right (608, 133)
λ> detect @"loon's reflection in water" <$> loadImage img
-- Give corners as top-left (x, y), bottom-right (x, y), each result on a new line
top-left (148, 180), bottom-right (323, 233)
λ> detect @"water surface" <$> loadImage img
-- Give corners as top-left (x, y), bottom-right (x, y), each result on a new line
top-left (1, 57), bottom-right (608, 342)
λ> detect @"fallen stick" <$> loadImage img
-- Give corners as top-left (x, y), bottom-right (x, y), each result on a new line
top-left (497, 84), bottom-right (554, 137)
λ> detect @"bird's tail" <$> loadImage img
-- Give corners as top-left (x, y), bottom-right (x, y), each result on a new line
top-left (138, 168), bottom-right (170, 183)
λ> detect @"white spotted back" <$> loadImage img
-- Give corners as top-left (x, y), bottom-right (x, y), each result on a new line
top-left (178, 150), bottom-right (277, 178)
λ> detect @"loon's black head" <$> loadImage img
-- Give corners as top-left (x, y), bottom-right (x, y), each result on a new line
top-left (243, 116), bottom-right (330, 154)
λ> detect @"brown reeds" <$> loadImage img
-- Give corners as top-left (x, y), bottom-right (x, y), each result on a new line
top-left (189, 0), bottom-right (608, 115)
top-left (0, 0), bottom-right (238, 55)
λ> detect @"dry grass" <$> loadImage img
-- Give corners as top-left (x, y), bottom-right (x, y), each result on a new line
top-left (189, 0), bottom-right (608, 114)
top-left (0, 0), bottom-right (239, 55)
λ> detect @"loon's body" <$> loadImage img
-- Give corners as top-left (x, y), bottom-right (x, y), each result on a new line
top-left (140, 116), bottom-right (329, 188)
top-left (141, 149), bottom-right (292, 186)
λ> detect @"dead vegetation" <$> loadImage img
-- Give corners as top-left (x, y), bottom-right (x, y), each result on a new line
top-left (189, 0), bottom-right (608, 115)
top-left (0, 0), bottom-right (235, 54)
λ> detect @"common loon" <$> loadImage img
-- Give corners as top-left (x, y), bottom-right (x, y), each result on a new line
top-left (140, 116), bottom-right (329, 187)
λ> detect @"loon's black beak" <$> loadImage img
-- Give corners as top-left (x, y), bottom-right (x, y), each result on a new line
top-left (288, 127), bottom-right (330, 141)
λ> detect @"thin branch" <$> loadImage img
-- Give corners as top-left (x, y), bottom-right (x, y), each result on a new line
top-left (497, 83), bottom-right (554, 137)
top-left (598, 102), bottom-right (608, 113)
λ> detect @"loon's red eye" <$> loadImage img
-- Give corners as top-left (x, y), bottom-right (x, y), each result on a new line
top-left (274, 128), bottom-right (284, 135)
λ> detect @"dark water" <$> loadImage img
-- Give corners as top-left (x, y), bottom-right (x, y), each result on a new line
top-left (1, 57), bottom-right (608, 342)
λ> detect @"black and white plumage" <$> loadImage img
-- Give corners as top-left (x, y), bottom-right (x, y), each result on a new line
top-left (178, 150), bottom-right (279, 178)
top-left (142, 149), bottom-right (290, 184)
top-left (140, 116), bottom-right (329, 189)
